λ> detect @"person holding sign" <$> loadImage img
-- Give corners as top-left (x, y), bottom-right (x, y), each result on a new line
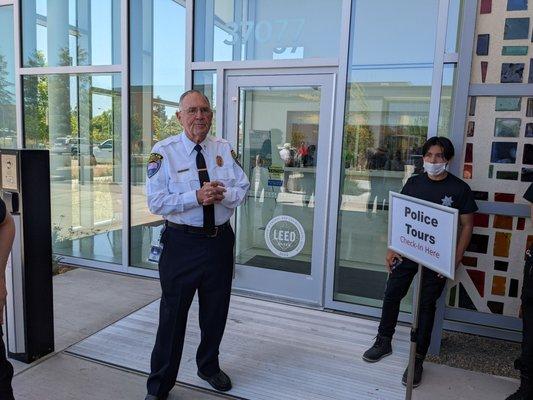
top-left (505, 183), bottom-right (533, 400)
top-left (362, 137), bottom-right (477, 388)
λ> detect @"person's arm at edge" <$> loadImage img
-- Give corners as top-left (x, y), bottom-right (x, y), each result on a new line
top-left (455, 213), bottom-right (474, 268)
top-left (0, 212), bottom-right (15, 324)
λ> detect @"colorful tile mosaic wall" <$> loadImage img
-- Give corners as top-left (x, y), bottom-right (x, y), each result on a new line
top-left (449, 1), bottom-right (533, 318)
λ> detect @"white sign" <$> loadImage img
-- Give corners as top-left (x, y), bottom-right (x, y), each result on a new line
top-left (388, 192), bottom-right (458, 279)
top-left (265, 215), bottom-right (305, 258)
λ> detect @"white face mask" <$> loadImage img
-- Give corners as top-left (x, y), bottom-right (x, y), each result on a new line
top-left (424, 162), bottom-right (447, 176)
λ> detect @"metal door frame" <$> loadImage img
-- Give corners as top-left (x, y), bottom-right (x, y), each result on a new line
top-left (225, 72), bottom-right (336, 306)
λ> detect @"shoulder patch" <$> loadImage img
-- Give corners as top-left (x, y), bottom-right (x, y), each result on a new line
top-left (147, 153), bottom-right (163, 178)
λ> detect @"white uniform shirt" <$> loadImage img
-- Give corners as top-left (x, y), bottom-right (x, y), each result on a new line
top-left (146, 133), bottom-right (250, 227)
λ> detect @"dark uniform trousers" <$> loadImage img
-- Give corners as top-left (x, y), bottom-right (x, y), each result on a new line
top-left (0, 326), bottom-right (15, 400)
top-left (146, 223), bottom-right (235, 397)
top-left (378, 259), bottom-right (447, 358)
top-left (519, 252), bottom-right (533, 378)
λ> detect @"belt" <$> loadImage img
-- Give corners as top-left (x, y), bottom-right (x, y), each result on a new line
top-left (165, 220), bottom-right (230, 237)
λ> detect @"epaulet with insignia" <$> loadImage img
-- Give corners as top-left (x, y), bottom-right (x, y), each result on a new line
top-left (147, 153), bottom-right (163, 178)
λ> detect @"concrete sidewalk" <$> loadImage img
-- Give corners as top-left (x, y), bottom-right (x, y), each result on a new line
top-left (8, 268), bottom-right (520, 400)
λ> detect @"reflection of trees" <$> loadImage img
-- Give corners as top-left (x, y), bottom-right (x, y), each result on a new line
top-left (23, 52), bottom-right (48, 147)
top-left (0, 54), bottom-right (15, 136)
top-left (343, 83), bottom-right (373, 169)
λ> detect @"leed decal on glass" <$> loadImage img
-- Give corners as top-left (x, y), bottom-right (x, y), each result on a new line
top-left (496, 170), bottom-right (519, 180)
top-left (501, 63), bottom-right (524, 83)
top-left (476, 34), bottom-right (490, 56)
top-left (504, 18), bottom-right (530, 40)
top-left (502, 46), bottom-right (528, 56)
top-left (495, 97), bottom-right (521, 111)
top-left (491, 142), bottom-right (518, 163)
top-left (523, 144), bottom-right (533, 164)
top-left (494, 118), bottom-right (521, 137)
top-left (521, 167), bottom-right (533, 182)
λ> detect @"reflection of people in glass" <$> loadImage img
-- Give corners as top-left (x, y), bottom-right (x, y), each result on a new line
top-left (279, 143), bottom-right (294, 167)
top-left (386, 150), bottom-right (404, 172)
top-left (251, 154), bottom-right (269, 201)
top-left (297, 141), bottom-right (308, 167)
top-left (366, 146), bottom-right (389, 214)
top-left (362, 137), bottom-right (477, 388)
top-left (307, 144), bottom-right (317, 167)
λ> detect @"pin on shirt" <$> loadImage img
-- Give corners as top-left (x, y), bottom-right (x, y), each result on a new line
top-left (216, 155), bottom-right (224, 167)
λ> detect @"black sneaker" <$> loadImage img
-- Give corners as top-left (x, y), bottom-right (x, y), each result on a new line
top-left (402, 357), bottom-right (424, 388)
top-left (197, 369), bottom-right (232, 392)
top-left (362, 335), bottom-right (392, 363)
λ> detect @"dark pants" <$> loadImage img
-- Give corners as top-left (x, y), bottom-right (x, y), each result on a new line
top-left (0, 326), bottom-right (14, 400)
top-left (146, 225), bottom-right (235, 397)
top-left (378, 259), bottom-right (447, 358)
top-left (519, 257), bottom-right (533, 377)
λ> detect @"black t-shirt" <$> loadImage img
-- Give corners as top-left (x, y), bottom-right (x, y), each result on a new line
top-left (0, 198), bottom-right (5, 224)
top-left (401, 172), bottom-right (478, 214)
top-left (524, 183), bottom-right (533, 203)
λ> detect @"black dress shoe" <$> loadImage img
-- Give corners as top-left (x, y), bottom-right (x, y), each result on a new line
top-left (197, 369), bottom-right (232, 392)
top-left (144, 394), bottom-right (168, 400)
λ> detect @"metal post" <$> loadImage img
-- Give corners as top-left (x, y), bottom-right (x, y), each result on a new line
top-left (405, 264), bottom-right (423, 400)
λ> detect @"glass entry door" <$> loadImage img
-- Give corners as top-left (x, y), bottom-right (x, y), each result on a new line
top-left (226, 74), bottom-right (334, 305)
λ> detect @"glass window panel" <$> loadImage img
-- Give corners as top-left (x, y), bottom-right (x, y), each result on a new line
top-left (23, 74), bottom-right (122, 263)
top-left (445, 0), bottom-right (462, 54)
top-left (235, 86), bottom-right (320, 275)
top-left (333, 0), bottom-right (439, 311)
top-left (495, 97), bottom-right (521, 111)
top-left (0, 5), bottom-right (16, 149)
top-left (22, 0), bottom-right (120, 67)
top-left (437, 64), bottom-right (457, 137)
top-left (476, 34), bottom-right (489, 56)
top-left (193, 70), bottom-right (217, 136)
top-left (129, 0), bottom-right (186, 269)
top-left (194, 0), bottom-right (342, 62)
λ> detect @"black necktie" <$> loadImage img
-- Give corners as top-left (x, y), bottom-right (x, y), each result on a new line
top-left (194, 144), bottom-right (215, 228)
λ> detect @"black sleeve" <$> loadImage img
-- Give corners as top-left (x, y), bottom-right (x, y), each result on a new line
top-left (524, 184), bottom-right (533, 203)
top-left (0, 198), bottom-right (5, 224)
top-left (458, 182), bottom-right (478, 214)
top-left (400, 178), bottom-right (413, 196)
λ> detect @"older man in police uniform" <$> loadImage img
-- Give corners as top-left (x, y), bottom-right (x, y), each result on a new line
top-left (144, 90), bottom-right (249, 400)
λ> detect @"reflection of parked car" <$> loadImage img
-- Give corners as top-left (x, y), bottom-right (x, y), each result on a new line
top-left (93, 139), bottom-right (114, 164)
top-left (51, 137), bottom-right (92, 156)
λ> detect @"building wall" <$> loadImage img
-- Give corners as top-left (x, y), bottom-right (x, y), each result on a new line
top-left (448, 0), bottom-right (533, 318)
